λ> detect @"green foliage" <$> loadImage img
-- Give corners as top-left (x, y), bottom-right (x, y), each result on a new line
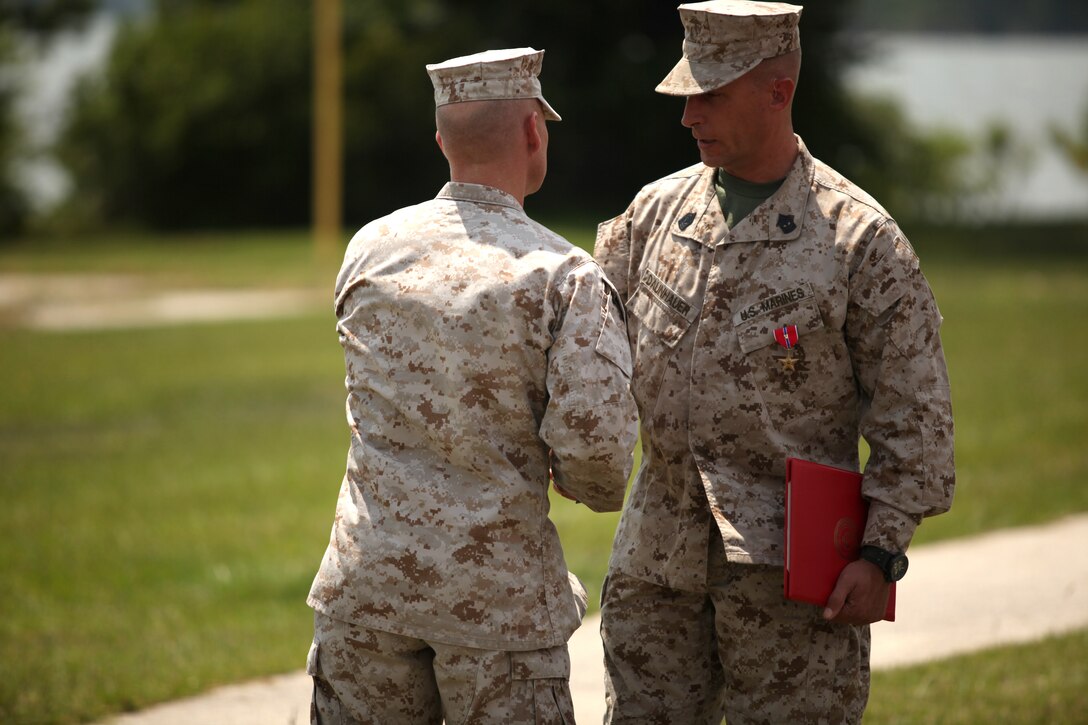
top-left (0, 0), bottom-right (95, 33)
top-left (0, 27), bottom-right (28, 237)
top-left (56, 0), bottom-right (312, 229)
top-left (839, 94), bottom-right (1014, 222)
top-left (1051, 103), bottom-right (1088, 175)
top-left (51, 0), bottom-right (964, 231)
top-left (0, 0), bottom-right (97, 238)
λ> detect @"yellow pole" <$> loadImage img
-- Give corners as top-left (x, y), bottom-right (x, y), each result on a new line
top-left (313, 0), bottom-right (343, 263)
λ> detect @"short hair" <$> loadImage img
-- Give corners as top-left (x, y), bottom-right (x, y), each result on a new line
top-left (436, 98), bottom-right (538, 165)
top-left (754, 48), bottom-right (802, 85)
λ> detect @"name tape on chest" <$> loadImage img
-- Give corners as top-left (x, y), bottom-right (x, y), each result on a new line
top-left (640, 268), bottom-right (693, 318)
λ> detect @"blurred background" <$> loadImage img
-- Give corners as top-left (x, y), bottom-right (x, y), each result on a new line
top-left (2, 0), bottom-right (1087, 235)
top-left (1, 1), bottom-right (1086, 723)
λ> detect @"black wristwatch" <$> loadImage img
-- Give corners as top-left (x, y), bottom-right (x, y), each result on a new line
top-left (858, 545), bottom-right (909, 582)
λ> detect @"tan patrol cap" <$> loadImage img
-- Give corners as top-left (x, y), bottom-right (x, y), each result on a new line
top-left (656, 0), bottom-right (803, 96)
top-left (426, 47), bottom-right (562, 122)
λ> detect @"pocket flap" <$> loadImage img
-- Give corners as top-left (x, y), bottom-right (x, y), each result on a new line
top-left (628, 285), bottom-right (691, 349)
top-left (510, 646), bottom-right (571, 681)
top-left (735, 295), bottom-right (823, 354)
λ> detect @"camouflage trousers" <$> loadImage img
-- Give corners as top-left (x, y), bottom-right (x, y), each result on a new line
top-left (601, 527), bottom-right (871, 724)
top-left (307, 610), bottom-right (576, 724)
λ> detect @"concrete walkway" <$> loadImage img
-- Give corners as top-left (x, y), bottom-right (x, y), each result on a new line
top-left (99, 514), bottom-right (1088, 725)
top-left (0, 273), bottom-right (326, 331)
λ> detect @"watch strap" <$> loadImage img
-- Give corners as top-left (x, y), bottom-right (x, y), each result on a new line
top-left (859, 545), bottom-right (908, 582)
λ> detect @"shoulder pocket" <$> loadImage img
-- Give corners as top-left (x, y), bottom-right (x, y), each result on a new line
top-left (595, 282), bottom-right (633, 378)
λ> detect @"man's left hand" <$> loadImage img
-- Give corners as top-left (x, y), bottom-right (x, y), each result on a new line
top-left (822, 559), bottom-right (891, 624)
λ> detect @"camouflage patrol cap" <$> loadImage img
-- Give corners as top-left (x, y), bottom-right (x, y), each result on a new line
top-left (426, 47), bottom-right (562, 122)
top-left (656, 0), bottom-right (803, 96)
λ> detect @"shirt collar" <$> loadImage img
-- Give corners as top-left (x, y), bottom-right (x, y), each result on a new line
top-left (436, 182), bottom-right (523, 211)
top-left (672, 136), bottom-right (814, 247)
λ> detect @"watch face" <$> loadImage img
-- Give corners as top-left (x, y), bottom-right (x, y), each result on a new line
top-left (890, 555), bottom-right (908, 581)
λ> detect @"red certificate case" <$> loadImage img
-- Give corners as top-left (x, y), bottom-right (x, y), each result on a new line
top-left (784, 457), bottom-right (895, 621)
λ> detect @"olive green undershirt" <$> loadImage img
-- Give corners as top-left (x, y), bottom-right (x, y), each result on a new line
top-left (714, 168), bottom-right (785, 229)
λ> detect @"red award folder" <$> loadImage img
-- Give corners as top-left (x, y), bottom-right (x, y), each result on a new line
top-left (784, 457), bottom-right (896, 621)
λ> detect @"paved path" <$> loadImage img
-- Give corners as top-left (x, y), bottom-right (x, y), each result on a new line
top-left (0, 273), bottom-right (326, 330)
top-left (99, 514), bottom-right (1088, 725)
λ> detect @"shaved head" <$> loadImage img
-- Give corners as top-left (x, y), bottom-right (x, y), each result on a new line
top-left (752, 49), bottom-right (801, 87)
top-left (436, 98), bottom-right (539, 166)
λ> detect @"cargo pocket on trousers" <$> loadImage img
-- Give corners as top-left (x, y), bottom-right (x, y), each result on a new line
top-left (306, 642), bottom-right (343, 725)
top-left (510, 647), bottom-right (575, 725)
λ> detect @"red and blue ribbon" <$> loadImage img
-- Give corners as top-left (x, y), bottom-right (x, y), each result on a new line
top-left (773, 324), bottom-right (798, 349)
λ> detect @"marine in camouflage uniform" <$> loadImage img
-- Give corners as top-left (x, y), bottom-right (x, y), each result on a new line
top-left (306, 48), bottom-right (639, 725)
top-left (594, 3), bottom-right (955, 723)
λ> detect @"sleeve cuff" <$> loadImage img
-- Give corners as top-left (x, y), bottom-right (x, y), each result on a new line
top-left (862, 500), bottom-right (920, 552)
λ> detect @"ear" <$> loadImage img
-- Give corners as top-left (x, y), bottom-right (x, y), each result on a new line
top-left (524, 111), bottom-right (543, 153)
top-left (770, 77), bottom-right (796, 110)
top-left (435, 130), bottom-right (444, 151)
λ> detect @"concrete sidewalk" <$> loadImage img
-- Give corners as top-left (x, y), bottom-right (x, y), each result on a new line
top-left (0, 273), bottom-right (326, 331)
top-left (100, 514), bottom-right (1088, 725)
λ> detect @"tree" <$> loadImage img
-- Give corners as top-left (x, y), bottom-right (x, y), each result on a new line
top-left (842, 95), bottom-right (1000, 221)
top-left (57, 0), bottom-right (312, 229)
top-left (0, 0), bottom-right (94, 237)
top-left (1051, 105), bottom-right (1088, 175)
top-left (53, 0), bottom-right (986, 231)
top-left (0, 29), bottom-right (28, 236)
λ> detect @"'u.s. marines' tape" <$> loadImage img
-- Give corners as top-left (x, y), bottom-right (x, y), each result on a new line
top-left (735, 283), bottom-right (813, 324)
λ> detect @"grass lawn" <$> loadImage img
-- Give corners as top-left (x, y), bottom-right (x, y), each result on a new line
top-left (0, 317), bottom-right (346, 722)
top-left (0, 230), bottom-right (340, 289)
top-left (903, 224), bottom-right (1088, 542)
top-left (866, 628), bottom-right (1088, 724)
top-left (1, 222), bottom-right (1086, 723)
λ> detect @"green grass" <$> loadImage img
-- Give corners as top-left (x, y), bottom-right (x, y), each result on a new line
top-left (866, 628), bottom-right (1088, 724)
top-left (907, 226), bottom-right (1088, 544)
top-left (0, 230), bottom-right (343, 288)
top-left (0, 317), bottom-right (348, 722)
top-left (1, 223), bottom-right (1086, 723)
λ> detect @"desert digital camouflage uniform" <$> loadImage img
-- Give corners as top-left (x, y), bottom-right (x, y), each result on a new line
top-left (306, 178), bottom-right (638, 723)
top-left (306, 46), bottom-right (637, 723)
top-left (428, 48), bottom-right (563, 122)
top-left (308, 612), bottom-right (578, 724)
top-left (594, 137), bottom-right (955, 723)
top-left (655, 0), bottom-right (803, 96)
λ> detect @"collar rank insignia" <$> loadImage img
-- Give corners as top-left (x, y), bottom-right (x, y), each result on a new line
top-left (776, 214), bottom-right (797, 234)
top-left (773, 324), bottom-right (800, 371)
top-left (677, 212), bottom-right (696, 231)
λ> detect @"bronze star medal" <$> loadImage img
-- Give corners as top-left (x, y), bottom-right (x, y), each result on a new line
top-left (773, 324), bottom-right (799, 371)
